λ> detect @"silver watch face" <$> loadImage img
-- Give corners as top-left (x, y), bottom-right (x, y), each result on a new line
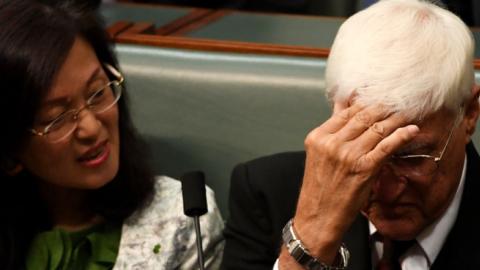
top-left (286, 239), bottom-right (300, 253)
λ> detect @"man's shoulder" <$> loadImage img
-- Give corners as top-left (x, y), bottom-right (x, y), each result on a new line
top-left (235, 151), bottom-right (306, 181)
top-left (231, 151), bottom-right (306, 206)
top-left (242, 151), bottom-right (306, 166)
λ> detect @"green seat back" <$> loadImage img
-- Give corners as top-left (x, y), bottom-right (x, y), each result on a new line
top-left (100, 3), bottom-right (190, 26)
top-left (116, 44), bottom-right (328, 217)
top-left (187, 13), bottom-right (344, 48)
top-left (116, 43), bottom-right (480, 218)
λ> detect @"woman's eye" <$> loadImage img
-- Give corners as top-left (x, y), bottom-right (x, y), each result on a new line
top-left (48, 115), bottom-right (69, 131)
top-left (89, 88), bottom-right (106, 103)
top-left (38, 112), bottom-right (65, 126)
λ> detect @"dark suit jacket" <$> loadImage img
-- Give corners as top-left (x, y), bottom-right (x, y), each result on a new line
top-left (221, 143), bottom-right (480, 270)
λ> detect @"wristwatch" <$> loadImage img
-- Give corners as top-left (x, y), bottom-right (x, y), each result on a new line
top-left (282, 219), bottom-right (350, 270)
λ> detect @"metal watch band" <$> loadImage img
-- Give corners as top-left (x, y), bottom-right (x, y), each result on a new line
top-left (282, 219), bottom-right (350, 270)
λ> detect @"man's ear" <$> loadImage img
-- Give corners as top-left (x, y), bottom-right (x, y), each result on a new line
top-left (1, 158), bottom-right (24, 176)
top-left (463, 85), bottom-right (480, 143)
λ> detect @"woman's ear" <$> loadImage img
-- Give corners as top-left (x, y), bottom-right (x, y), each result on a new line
top-left (463, 85), bottom-right (480, 143)
top-left (1, 158), bottom-right (24, 176)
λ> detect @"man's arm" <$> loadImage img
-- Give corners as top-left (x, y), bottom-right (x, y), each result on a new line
top-left (221, 162), bottom-right (280, 270)
top-left (279, 103), bottom-right (419, 269)
top-left (221, 152), bottom-right (305, 270)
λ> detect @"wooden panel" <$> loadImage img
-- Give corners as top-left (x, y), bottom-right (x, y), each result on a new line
top-left (116, 30), bottom-right (330, 58)
top-left (185, 10), bottom-right (343, 49)
top-left (106, 4), bottom-right (480, 69)
top-left (474, 59), bottom-right (480, 70)
top-left (106, 21), bottom-right (133, 38)
top-left (155, 8), bottom-right (213, 35)
top-left (115, 24), bottom-right (480, 69)
top-left (122, 22), bottom-right (156, 35)
top-left (169, 10), bottom-right (231, 36)
top-left (100, 2), bottom-right (192, 33)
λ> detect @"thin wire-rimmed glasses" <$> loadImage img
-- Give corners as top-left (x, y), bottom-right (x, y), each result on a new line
top-left (30, 64), bottom-right (124, 143)
top-left (388, 114), bottom-right (460, 178)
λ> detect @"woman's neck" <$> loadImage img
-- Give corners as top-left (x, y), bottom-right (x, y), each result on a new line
top-left (38, 182), bottom-right (102, 232)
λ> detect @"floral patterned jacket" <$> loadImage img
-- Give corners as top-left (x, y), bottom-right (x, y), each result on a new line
top-left (113, 176), bottom-right (224, 269)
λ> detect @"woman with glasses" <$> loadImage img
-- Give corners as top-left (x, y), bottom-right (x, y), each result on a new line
top-left (0, 1), bottom-right (223, 269)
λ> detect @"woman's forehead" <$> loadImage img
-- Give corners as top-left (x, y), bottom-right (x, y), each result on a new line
top-left (56, 39), bottom-right (99, 78)
top-left (43, 38), bottom-right (103, 102)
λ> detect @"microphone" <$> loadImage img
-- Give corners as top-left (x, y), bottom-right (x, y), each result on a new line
top-left (181, 171), bottom-right (208, 270)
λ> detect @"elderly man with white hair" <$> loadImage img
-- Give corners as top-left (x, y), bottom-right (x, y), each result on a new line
top-left (221, 0), bottom-right (480, 269)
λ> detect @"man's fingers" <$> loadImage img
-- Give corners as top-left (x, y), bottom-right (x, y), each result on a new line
top-left (369, 123), bottom-right (386, 139)
top-left (361, 124), bottom-right (420, 168)
top-left (320, 103), bottom-right (364, 133)
top-left (353, 113), bottom-right (410, 150)
top-left (332, 92), bottom-right (357, 114)
top-left (333, 100), bottom-right (349, 114)
top-left (335, 105), bottom-right (390, 141)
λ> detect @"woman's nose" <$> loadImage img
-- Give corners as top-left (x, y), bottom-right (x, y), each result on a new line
top-left (74, 109), bottom-right (102, 141)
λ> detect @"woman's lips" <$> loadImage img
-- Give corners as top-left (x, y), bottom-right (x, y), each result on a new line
top-left (78, 141), bottom-right (110, 167)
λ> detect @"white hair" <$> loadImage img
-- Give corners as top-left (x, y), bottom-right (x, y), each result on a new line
top-left (325, 0), bottom-right (474, 121)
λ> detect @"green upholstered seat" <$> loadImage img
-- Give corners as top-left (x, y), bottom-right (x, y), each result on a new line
top-left (115, 44), bottom-right (328, 217)
top-left (187, 12), bottom-right (344, 48)
top-left (115, 43), bottom-right (480, 218)
top-left (100, 3), bottom-right (190, 27)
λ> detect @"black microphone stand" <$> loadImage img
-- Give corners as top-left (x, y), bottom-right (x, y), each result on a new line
top-left (181, 171), bottom-right (208, 270)
top-left (193, 216), bottom-right (205, 270)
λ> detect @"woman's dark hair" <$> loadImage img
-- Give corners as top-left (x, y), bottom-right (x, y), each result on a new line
top-left (0, 1), bottom-right (155, 268)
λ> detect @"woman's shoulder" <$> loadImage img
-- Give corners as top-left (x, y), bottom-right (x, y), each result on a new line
top-left (147, 175), bottom-right (218, 214)
top-left (124, 175), bottom-right (219, 226)
top-left (153, 175), bottom-right (181, 194)
top-left (151, 175), bottom-right (183, 208)
top-left (114, 175), bottom-right (224, 269)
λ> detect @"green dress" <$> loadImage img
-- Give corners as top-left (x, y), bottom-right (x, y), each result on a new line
top-left (25, 223), bottom-right (122, 270)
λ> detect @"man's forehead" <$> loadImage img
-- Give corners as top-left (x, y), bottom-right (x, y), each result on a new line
top-left (397, 136), bottom-right (435, 153)
top-left (415, 109), bottom-right (457, 130)
top-left (398, 113), bottom-right (457, 153)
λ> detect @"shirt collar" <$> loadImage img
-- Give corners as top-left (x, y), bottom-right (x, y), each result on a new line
top-left (369, 155), bottom-right (467, 264)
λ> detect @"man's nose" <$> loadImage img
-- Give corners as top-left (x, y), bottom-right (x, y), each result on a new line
top-left (371, 165), bottom-right (408, 203)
